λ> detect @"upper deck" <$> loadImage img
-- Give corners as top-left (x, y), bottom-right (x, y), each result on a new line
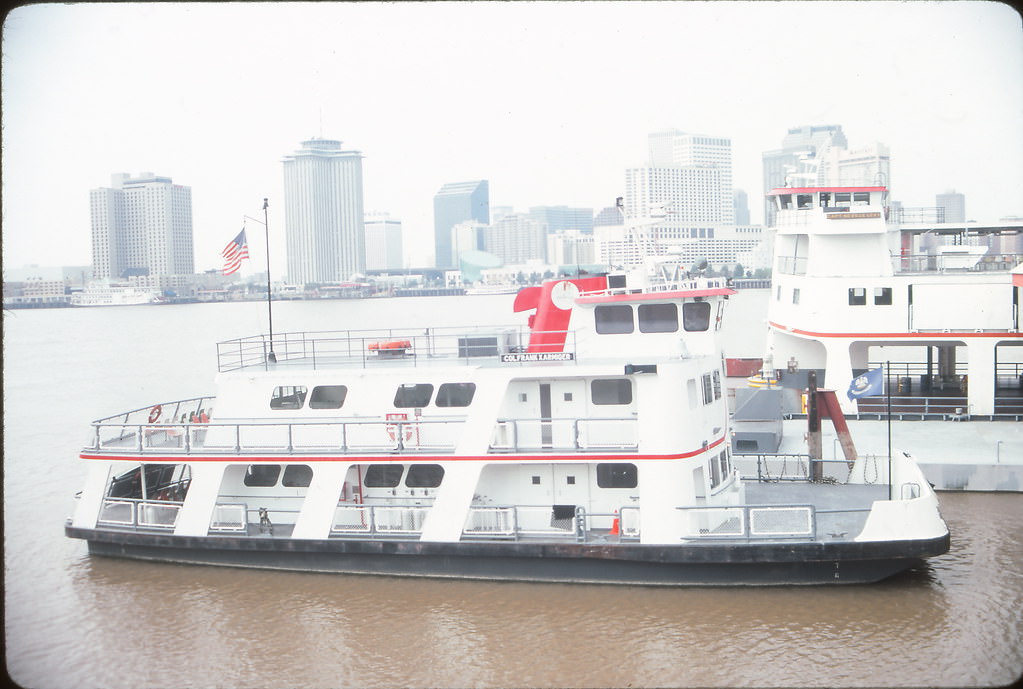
top-left (217, 275), bottom-right (736, 373)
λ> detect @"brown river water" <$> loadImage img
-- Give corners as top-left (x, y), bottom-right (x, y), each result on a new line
top-left (4, 294), bottom-right (1022, 688)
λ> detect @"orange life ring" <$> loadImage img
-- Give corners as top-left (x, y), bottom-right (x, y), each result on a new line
top-left (148, 405), bottom-right (162, 423)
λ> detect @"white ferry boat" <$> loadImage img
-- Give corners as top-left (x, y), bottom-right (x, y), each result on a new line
top-left (71, 281), bottom-right (160, 307)
top-left (760, 185), bottom-right (1023, 420)
top-left (66, 257), bottom-right (949, 585)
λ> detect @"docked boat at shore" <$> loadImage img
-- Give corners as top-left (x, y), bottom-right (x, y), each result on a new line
top-left (66, 254), bottom-right (949, 585)
top-left (70, 281), bottom-right (160, 307)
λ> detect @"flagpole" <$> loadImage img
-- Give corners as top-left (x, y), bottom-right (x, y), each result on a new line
top-left (886, 360), bottom-right (892, 500)
top-left (263, 198), bottom-right (276, 364)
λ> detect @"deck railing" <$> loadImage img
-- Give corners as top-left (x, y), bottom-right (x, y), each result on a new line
top-left (214, 325), bottom-right (580, 372)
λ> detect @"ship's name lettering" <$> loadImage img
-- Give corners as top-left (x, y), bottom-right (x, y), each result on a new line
top-left (826, 212), bottom-right (881, 220)
top-left (501, 352), bottom-right (575, 362)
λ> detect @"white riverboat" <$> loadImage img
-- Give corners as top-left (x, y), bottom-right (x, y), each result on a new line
top-left (66, 256), bottom-right (949, 585)
top-left (70, 281), bottom-right (160, 307)
top-left (760, 185), bottom-right (1023, 420)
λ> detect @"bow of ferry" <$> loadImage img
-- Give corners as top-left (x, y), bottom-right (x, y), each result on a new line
top-left (66, 262), bottom-right (949, 585)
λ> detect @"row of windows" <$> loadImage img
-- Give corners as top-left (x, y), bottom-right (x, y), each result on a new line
top-left (269, 383), bottom-right (477, 411)
top-left (776, 285), bottom-right (893, 306)
top-left (595, 301), bottom-right (712, 335)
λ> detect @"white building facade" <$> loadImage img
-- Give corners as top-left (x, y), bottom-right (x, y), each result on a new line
top-left (364, 213), bottom-right (404, 271)
top-left (89, 173), bottom-right (193, 279)
top-left (283, 138), bottom-right (366, 284)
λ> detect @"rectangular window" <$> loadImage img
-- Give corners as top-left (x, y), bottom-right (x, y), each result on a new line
top-left (405, 464), bottom-right (445, 488)
top-left (591, 379), bottom-right (633, 405)
top-left (682, 301), bottom-right (712, 331)
top-left (710, 454), bottom-right (721, 488)
top-left (848, 288), bottom-right (867, 306)
top-left (244, 464), bottom-right (281, 487)
top-left (853, 192), bottom-right (870, 204)
top-left (270, 386), bottom-right (307, 410)
top-left (702, 374), bottom-right (713, 405)
top-left (687, 378), bottom-right (698, 409)
top-left (282, 464), bottom-right (313, 487)
top-left (792, 288), bottom-right (800, 304)
top-left (309, 385), bottom-right (347, 409)
top-left (394, 384), bottom-right (433, 408)
top-left (874, 287), bottom-right (893, 305)
top-left (435, 382), bottom-right (476, 407)
top-left (596, 463), bottom-right (638, 489)
top-left (364, 464), bottom-right (404, 488)
top-left (712, 370), bottom-right (722, 400)
top-left (638, 303), bottom-right (678, 333)
top-left (835, 192), bottom-right (851, 204)
top-left (595, 304), bottom-right (634, 334)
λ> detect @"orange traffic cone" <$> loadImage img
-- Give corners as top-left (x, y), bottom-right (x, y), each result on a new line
top-left (609, 511), bottom-right (620, 536)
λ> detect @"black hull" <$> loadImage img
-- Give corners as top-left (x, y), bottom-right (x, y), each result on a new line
top-left (67, 524), bottom-right (950, 586)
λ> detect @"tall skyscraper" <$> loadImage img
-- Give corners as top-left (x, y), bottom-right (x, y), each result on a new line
top-left (364, 212), bottom-right (404, 271)
top-left (626, 130), bottom-right (734, 225)
top-left (433, 180), bottom-right (489, 269)
top-left (89, 172), bottom-right (193, 279)
top-left (282, 138), bottom-right (365, 284)
top-left (936, 190), bottom-right (966, 223)
top-left (527, 205), bottom-right (594, 234)
top-left (483, 213), bottom-right (546, 265)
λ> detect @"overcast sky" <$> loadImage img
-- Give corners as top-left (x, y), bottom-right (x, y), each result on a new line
top-left (2, 1), bottom-right (1021, 276)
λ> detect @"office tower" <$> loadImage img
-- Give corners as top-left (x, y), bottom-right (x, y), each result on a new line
top-left (593, 204), bottom-right (624, 227)
top-left (282, 138), bottom-right (365, 284)
top-left (733, 189), bottom-right (750, 226)
top-left (936, 190), bottom-right (966, 223)
top-left (89, 172), bottom-right (193, 279)
top-left (364, 213), bottom-right (404, 271)
top-left (762, 125), bottom-right (847, 226)
top-left (528, 205), bottom-right (594, 234)
top-left (482, 213), bottom-right (546, 265)
top-left (626, 130), bottom-right (734, 225)
top-left (434, 180), bottom-right (489, 268)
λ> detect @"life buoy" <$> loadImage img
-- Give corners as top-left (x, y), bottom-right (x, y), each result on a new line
top-left (148, 405), bottom-right (162, 423)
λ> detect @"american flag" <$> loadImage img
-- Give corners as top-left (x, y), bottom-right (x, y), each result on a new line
top-left (221, 228), bottom-right (249, 275)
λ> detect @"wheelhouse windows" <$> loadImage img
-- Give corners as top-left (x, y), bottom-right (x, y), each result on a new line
top-left (364, 464), bottom-right (404, 488)
top-left (701, 374), bottom-right (713, 405)
top-left (394, 384), bottom-right (434, 408)
top-left (712, 370), bottom-right (722, 400)
top-left (244, 464), bottom-right (281, 487)
top-left (591, 379), bottom-right (633, 405)
top-left (405, 464), bottom-right (445, 488)
top-left (874, 287), bottom-right (893, 305)
top-left (682, 301), bottom-right (712, 331)
top-left (308, 385), bottom-right (347, 409)
top-left (638, 303), bottom-right (678, 333)
top-left (270, 386), bottom-right (307, 410)
top-left (435, 382), bottom-right (476, 407)
top-left (282, 464), bottom-right (313, 487)
top-left (848, 288), bottom-right (867, 306)
top-left (595, 304), bottom-right (634, 334)
top-left (596, 463), bottom-right (638, 489)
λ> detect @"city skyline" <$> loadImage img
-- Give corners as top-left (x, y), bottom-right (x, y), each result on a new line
top-left (3, 2), bottom-right (1021, 275)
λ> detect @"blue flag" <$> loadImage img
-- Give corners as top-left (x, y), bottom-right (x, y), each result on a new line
top-left (847, 366), bottom-right (884, 401)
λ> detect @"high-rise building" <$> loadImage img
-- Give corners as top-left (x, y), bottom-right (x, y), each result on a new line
top-left (89, 172), bottom-right (193, 279)
top-left (364, 213), bottom-right (404, 271)
top-left (527, 205), bottom-right (594, 234)
top-left (762, 125), bottom-right (848, 226)
top-left (282, 138), bottom-right (366, 284)
top-left (936, 190), bottom-right (966, 223)
top-left (733, 189), bottom-right (750, 225)
top-left (626, 130), bottom-right (734, 226)
top-left (433, 180), bottom-right (489, 268)
top-left (483, 213), bottom-right (546, 265)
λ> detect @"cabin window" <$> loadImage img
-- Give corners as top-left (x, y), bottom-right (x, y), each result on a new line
top-left (638, 303), bottom-right (678, 333)
top-left (282, 464), bottom-right (313, 487)
top-left (270, 386), bottom-right (307, 410)
top-left (702, 374), bottom-right (713, 405)
top-left (435, 382), bottom-right (476, 407)
top-left (874, 287), bottom-right (893, 305)
top-left (853, 192), bottom-right (870, 205)
top-left (405, 464), bottom-right (445, 488)
top-left (848, 288), bottom-right (867, 306)
top-left (394, 383), bottom-right (434, 408)
top-left (364, 464), bottom-right (404, 488)
top-left (244, 464), bottom-right (281, 487)
top-left (778, 194), bottom-right (792, 210)
top-left (720, 450), bottom-right (731, 479)
top-left (309, 385), bottom-right (348, 409)
top-left (710, 455), bottom-right (721, 488)
top-left (595, 304), bottom-right (634, 334)
top-left (835, 192), bottom-right (851, 204)
top-left (682, 301), bottom-right (712, 331)
top-left (596, 463), bottom-right (638, 489)
top-left (797, 194), bottom-right (813, 209)
top-left (713, 370), bottom-right (722, 400)
top-left (687, 378), bottom-right (698, 409)
top-left (792, 288), bottom-right (800, 304)
top-left (591, 378), bottom-right (633, 405)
